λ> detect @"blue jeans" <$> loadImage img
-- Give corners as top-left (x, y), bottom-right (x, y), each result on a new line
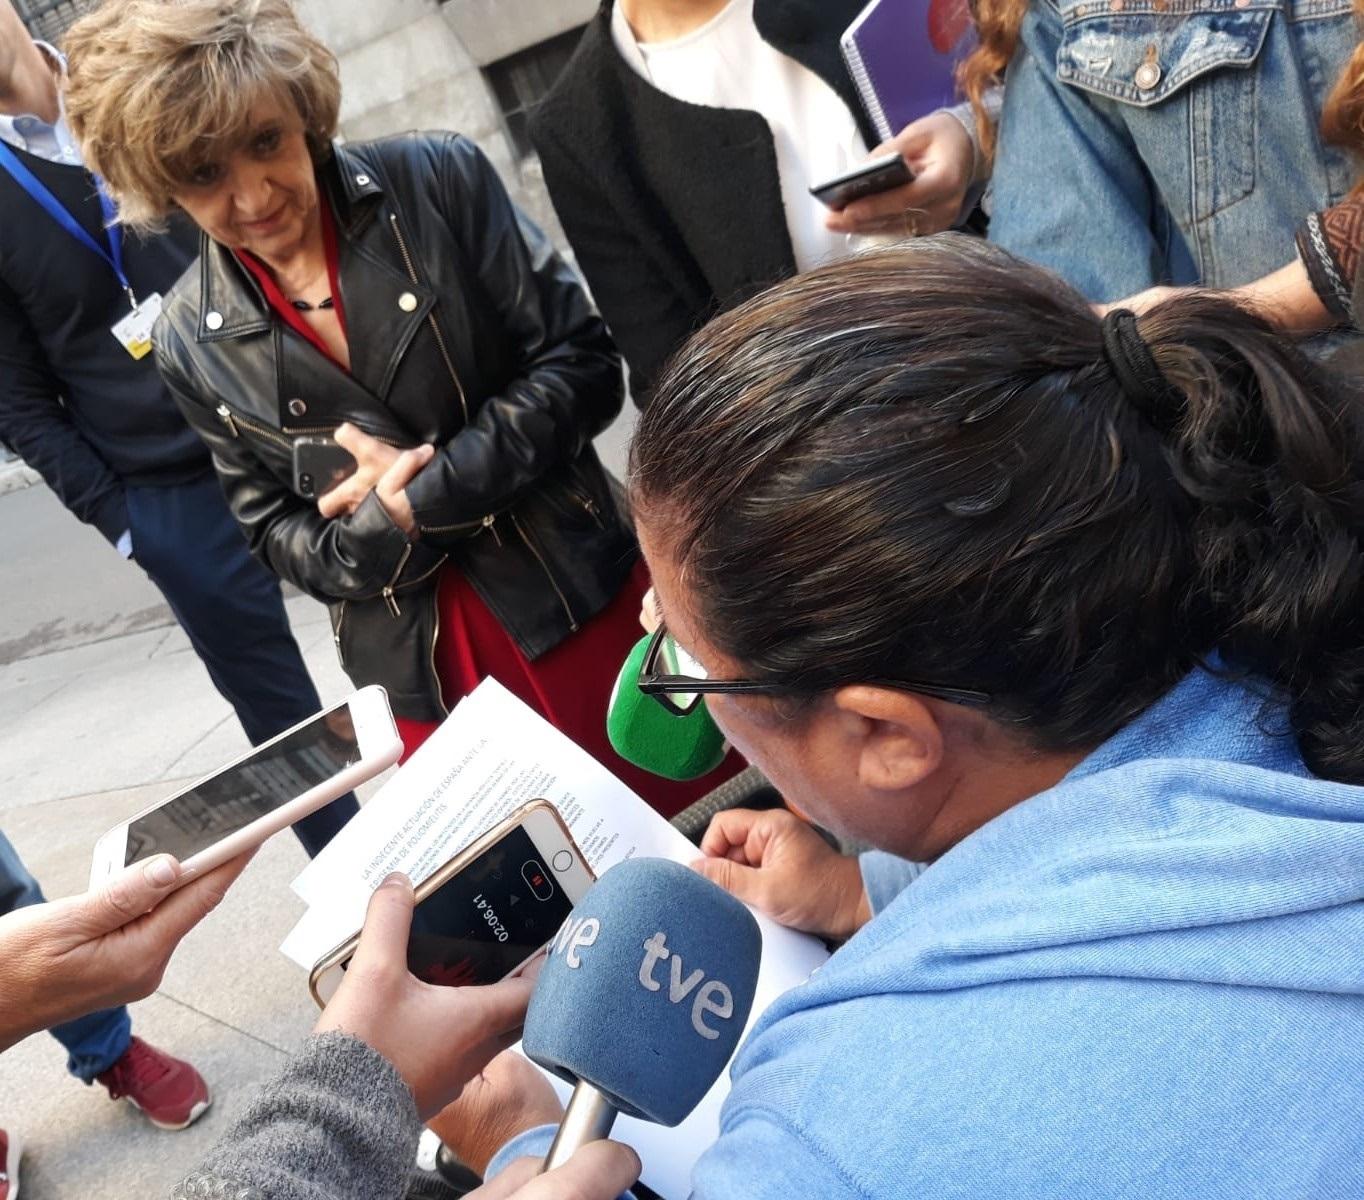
top-left (0, 831), bottom-right (130, 1082)
top-left (125, 477), bottom-right (357, 857)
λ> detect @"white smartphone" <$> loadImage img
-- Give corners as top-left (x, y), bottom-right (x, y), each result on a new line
top-left (308, 799), bottom-right (595, 1007)
top-left (89, 685), bottom-right (402, 889)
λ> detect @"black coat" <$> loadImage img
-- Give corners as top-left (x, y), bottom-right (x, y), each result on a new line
top-left (155, 134), bottom-right (636, 722)
top-left (0, 144), bottom-right (207, 544)
top-left (530, 0), bottom-right (875, 402)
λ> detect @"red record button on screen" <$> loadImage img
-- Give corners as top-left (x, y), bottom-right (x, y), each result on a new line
top-left (521, 859), bottom-right (555, 900)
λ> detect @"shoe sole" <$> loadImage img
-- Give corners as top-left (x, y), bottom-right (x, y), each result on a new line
top-left (3, 1127), bottom-right (22, 1200)
top-left (124, 1093), bottom-right (212, 1132)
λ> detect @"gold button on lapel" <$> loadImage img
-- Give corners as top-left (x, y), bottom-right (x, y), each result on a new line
top-left (1134, 61), bottom-right (1162, 90)
top-left (398, 292), bottom-right (418, 312)
top-left (205, 310), bottom-right (224, 331)
top-left (287, 398), bottom-right (307, 417)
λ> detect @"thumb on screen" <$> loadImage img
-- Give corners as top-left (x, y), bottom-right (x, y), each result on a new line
top-left (350, 872), bottom-right (415, 975)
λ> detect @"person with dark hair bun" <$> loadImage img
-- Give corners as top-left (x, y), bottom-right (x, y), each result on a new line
top-left (457, 237), bottom-right (1364, 1197)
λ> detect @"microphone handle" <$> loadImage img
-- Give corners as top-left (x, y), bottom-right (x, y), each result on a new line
top-left (541, 1081), bottom-right (619, 1173)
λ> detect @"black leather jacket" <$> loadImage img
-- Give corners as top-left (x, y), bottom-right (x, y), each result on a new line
top-left (154, 133), bottom-right (636, 721)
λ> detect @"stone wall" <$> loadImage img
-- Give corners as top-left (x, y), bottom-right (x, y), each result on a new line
top-left (442, 0), bottom-right (596, 66)
top-left (293, 0), bottom-right (597, 250)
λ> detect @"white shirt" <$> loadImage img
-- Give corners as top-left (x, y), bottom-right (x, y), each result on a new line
top-left (0, 42), bottom-right (81, 166)
top-left (611, 0), bottom-right (875, 272)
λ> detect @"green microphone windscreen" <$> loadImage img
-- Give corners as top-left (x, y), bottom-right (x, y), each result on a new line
top-left (606, 635), bottom-right (728, 781)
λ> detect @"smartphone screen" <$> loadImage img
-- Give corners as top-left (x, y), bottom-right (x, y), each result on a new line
top-left (124, 707), bottom-right (360, 865)
top-left (406, 824), bottom-right (576, 986)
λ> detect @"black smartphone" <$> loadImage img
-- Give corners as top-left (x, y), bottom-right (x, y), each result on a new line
top-left (292, 436), bottom-right (358, 499)
top-left (809, 153), bottom-right (915, 210)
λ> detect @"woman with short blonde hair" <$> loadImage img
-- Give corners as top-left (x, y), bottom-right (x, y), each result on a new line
top-left (63, 0), bottom-right (732, 815)
top-left (66, 0), bottom-right (339, 230)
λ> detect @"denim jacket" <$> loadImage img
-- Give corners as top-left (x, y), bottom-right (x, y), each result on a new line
top-left (989, 0), bottom-right (1356, 301)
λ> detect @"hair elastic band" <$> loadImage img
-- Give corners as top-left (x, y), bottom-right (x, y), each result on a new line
top-left (1100, 309), bottom-right (1184, 431)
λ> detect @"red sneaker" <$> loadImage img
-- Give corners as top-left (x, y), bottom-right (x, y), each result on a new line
top-left (94, 1037), bottom-right (211, 1131)
top-left (0, 1127), bottom-right (21, 1200)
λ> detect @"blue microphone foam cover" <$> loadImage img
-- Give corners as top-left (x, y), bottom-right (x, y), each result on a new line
top-left (523, 856), bottom-right (762, 1126)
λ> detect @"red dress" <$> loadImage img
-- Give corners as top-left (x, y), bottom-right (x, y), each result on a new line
top-left (238, 203), bottom-right (738, 818)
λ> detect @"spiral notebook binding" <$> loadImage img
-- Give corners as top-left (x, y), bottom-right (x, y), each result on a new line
top-left (841, 34), bottom-right (894, 145)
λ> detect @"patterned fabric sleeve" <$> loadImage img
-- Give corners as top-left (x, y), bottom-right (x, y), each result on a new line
top-left (1296, 197), bottom-right (1364, 323)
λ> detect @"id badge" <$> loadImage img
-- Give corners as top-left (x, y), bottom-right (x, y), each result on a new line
top-left (111, 292), bottom-right (163, 360)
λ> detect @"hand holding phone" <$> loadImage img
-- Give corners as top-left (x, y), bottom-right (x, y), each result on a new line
top-left (90, 686), bottom-right (402, 889)
top-left (315, 425), bottom-right (434, 537)
top-left (823, 111), bottom-right (976, 236)
top-left (314, 872), bottom-right (539, 1121)
top-left (293, 436), bottom-right (358, 500)
top-left (309, 800), bottom-right (595, 1006)
top-left (810, 151), bottom-right (915, 210)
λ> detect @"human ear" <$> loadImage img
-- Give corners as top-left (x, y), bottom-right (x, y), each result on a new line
top-left (832, 686), bottom-right (943, 791)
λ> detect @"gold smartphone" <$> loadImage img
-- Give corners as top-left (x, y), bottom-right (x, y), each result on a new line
top-left (308, 799), bottom-right (595, 1008)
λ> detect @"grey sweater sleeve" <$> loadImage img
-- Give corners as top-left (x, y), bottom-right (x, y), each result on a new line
top-left (172, 1032), bottom-right (421, 1200)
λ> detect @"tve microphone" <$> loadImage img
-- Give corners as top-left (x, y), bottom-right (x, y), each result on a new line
top-left (522, 856), bottom-right (762, 1171)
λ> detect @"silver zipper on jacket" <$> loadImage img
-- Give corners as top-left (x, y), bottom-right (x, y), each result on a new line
top-left (331, 601), bottom-right (347, 660)
top-left (509, 512), bottom-right (577, 631)
top-left (565, 484), bottom-right (604, 528)
top-left (421, 512), bottom-right (504, 545)
top-left (331, 550), bottom-right (444, 614)
top-left (419, 514), bottom-right (491, 537)
top-left (217, 403), bottom-right (298, 447)
top-left (429, 586), bottom-right (448, 715)
top-left (215, 403), bottom-right (403, 450)
top-left (388, 211), bottom-right (470, 425)
top-left (332, 562), bottom-right (448, 714)
top-left (381, 544), bottom-right (413, 618)
top-left (215, 405), bottom-right (301, 448)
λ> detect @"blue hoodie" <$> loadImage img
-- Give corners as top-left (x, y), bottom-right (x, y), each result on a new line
top-left (495, 669), bottom-right (1364, 1196)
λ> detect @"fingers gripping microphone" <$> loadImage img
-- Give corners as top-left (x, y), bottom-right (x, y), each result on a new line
top-left (523, 857), bottom-right (762, 1171)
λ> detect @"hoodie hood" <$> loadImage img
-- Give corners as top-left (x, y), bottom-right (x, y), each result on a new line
top-left (704, 667), bottom-right (1364, 1200)
top-left (779, 668), bottom-right (1364, 1021)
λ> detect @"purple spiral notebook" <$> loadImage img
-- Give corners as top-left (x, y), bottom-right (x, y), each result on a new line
top-left (840, 0), bottom-right (976, 143)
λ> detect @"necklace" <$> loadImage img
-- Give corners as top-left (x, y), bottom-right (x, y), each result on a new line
top-left (290, 295), bottom-right (334, 312)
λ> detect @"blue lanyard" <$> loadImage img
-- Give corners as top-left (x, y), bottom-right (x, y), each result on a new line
top-left (0, 139), bottom-right (136, 307)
